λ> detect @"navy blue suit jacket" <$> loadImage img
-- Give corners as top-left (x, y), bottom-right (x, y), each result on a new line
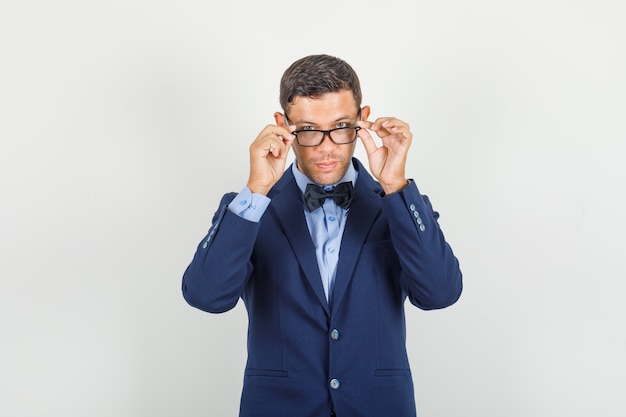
top-left (182, 158), bottom-right (462, 417)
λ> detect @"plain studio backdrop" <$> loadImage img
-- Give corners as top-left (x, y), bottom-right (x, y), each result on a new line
top-left (1, 0), bottom-right (625, 416)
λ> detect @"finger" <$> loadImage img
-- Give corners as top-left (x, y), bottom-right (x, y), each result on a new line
top-left (268, 134), bottom-right (284, 156)
top-left (272, 125), bottom-right (295, 156)
top-left (277, 125), bottom-right (296, 139)
top-left (378, 123), bottom-right (412, 145)
top-left (271, 130), bottom-right (297, 157)
top-left (380, 118), bottom-right (408, 129)
top-left (257, 125), bottom-right (294, 156)
top-left (358, 119), bottom-right (399, 141)
top-left (372, 118), bottom-right (410, 138)
top-left (369, 117), bottom-right (394, 137)
top-left (383, 119), bottom-right (411, 135)
top-left (279, 137), bottom-right (294, 158)
top-left (268, 140), bottom-right (279, 156)
top-left (356, 122), bottom-right (379, 156)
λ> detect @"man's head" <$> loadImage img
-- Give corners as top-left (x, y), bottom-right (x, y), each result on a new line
top-left (275, 55), bottom-right (370, 186)
top-left (279, 54), bottom-right (362, 112)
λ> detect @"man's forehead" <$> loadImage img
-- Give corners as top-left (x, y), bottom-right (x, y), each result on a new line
top-left (287, 91), bottom-right (358, 123)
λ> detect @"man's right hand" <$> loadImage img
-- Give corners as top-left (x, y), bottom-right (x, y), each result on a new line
top-left (246, 125), bottom-right (295, 195)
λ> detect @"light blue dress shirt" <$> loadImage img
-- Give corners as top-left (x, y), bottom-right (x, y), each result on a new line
top-left (228, 162), bottom-right (358, 302)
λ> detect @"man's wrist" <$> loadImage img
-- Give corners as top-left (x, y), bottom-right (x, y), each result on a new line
top-left (247, 181), bottom-right (271, 196)
top-left (381, 179), bottom-right (410, 195)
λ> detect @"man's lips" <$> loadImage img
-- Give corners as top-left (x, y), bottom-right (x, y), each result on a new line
top-left (315, 161), bottom-right (338, 170)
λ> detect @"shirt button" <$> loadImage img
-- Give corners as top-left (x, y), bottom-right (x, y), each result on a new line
top-left (409, 204), bottom-right (416, 211)
top-left (328, 216), bottom-right (336, 221)
top-left (328, 247), bottom-right (336, 254)
top-left (240, 200), bottom-right (247, 205)
top-left (330, 378), bottom-right (341, 390)
top-left (330, 329), bottom-right (340, 340)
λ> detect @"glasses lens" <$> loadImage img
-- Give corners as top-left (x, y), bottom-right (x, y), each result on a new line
top-left (295, 127), bottom-right (359, 146)
top-left (330, 127), bottom-right (358, 144)
top-left (297, 131), bottom-right (324, 146)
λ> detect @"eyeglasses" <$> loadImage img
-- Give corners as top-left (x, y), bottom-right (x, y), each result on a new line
top-left (285, 110), bottom-right (361, 147)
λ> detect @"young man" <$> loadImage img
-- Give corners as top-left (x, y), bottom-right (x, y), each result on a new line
top-left (182, 54), bottom-right (462, 417)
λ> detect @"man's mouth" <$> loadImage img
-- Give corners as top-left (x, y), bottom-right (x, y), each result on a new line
top-left (315, 161), bottom-right (338, 170)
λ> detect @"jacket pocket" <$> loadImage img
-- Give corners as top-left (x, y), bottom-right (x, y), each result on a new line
top-left (244, 368), bottom-right (289, 378)
top-left (374, 368), bottom-right (411, 377)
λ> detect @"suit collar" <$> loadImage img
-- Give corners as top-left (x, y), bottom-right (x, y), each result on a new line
top-left (268, 158), bottom-right (383, 313)
top-left (331, 159), bottom-right (382, 310)
top-left (268, 169), bottom-right (330, 314)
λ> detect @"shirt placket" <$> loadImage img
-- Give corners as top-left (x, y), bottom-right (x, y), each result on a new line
top-left (321, 199), bottom-right (341, 302)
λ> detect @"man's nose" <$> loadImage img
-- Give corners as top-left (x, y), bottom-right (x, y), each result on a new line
top-left (318, 132), bottom-right (336, 150)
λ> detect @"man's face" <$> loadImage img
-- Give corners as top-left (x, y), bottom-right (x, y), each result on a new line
top-left (280, 89), bottom-right (367, 186)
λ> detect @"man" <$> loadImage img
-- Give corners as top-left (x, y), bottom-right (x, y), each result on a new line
top-left (182, 54), bottom-right (462, 417)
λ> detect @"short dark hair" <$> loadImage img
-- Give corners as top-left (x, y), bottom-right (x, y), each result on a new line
top-left (279, 54), bottom-right (362, 112)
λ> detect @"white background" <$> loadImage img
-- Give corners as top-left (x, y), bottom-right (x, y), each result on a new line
top-left (1, 1), bottom-right (625, 416)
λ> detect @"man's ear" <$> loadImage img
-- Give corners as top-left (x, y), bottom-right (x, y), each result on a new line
top-left (274, 112), bottom-right (287, 126)
top-left (360, 105), bottom-right (371, 121)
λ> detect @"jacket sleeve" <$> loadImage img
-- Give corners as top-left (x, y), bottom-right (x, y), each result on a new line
top-left (181, 193), bottom-right (260, 313)
top-left (381, 180), bottom-right (463, 310)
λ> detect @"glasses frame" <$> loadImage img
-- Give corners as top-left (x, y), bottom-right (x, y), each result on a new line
top-left (284, 109), bottom-right (362, 147)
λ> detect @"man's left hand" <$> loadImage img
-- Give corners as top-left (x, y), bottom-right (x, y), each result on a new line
top-left (357, 117), bottom-right (412, 194)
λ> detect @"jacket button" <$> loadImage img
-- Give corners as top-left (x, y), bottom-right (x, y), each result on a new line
top-left (330, 329), bottom-right (340, 340)
top-left (330, 378), bottom-right (341, 390)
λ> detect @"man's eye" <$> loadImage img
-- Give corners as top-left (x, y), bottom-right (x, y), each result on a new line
top-left (302, 126), bottom-right (315, 131)
top-left (336, 122), bottom-right (348, 128)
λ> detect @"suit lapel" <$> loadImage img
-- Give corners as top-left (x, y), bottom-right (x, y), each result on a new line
top-left (331, 161), bottom-right (382, 310)
top-left (269, 170), bottom-right (330, 315)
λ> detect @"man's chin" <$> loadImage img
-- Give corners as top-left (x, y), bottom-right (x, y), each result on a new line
top-left (298, 161), bottom-right (349, 185)
top-left (312, 173), bottom-right (346, 186)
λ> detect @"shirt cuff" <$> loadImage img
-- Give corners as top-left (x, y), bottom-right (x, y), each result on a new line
top-left (227, 186), bottom-right (271, 222)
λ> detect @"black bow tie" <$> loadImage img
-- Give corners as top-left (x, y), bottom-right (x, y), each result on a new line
top-left (304, 182), bottom-right (355, 212)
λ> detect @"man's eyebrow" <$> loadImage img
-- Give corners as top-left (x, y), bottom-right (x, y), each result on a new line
top-left (293, 115), bottom-right (354, 125)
